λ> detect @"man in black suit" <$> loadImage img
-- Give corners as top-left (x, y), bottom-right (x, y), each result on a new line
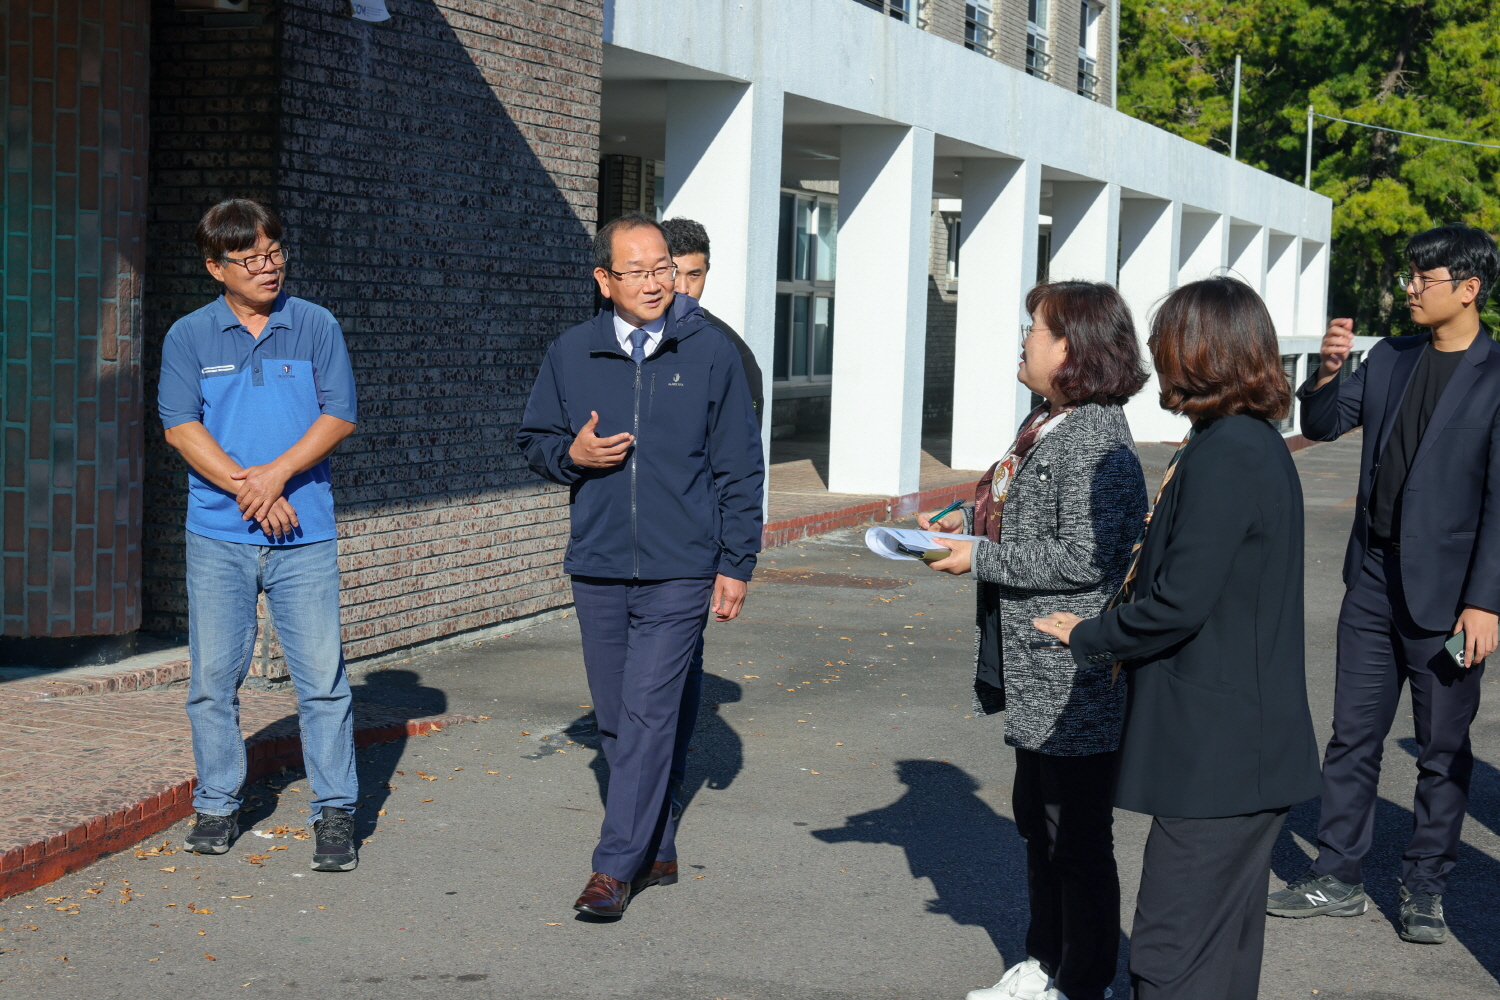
top-left (1269, 225), bottom-right (1500, 945)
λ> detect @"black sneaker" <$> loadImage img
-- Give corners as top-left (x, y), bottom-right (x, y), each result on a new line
top-left (310, 807), bottom-right (358, 872)
top-left (1398, 885), bottom-right (1446, 944)
top-left (1267, 870), bottom-right (1368, 917)
top-left (182, 810), bottom-right (239, 855)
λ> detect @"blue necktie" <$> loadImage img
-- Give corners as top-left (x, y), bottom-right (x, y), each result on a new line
top-left (630, 328), bottom-right (649, 364)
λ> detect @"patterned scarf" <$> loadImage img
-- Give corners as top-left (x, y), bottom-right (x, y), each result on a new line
top-left (973, 403), bottom-right (1076, 543)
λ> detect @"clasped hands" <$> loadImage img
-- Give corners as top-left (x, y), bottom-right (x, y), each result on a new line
top-left (230, 462), bottom-right (299, 542)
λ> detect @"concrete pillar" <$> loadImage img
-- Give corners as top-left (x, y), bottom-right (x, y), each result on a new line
top-left (1228, 221), bottom-right (1267, 293)
top-left (663, 81), bottom-right (784, 489)
top-left (2, 0), bottom-right (148, 663)
top-left (950, 157), bottom-right (1041, 471)
top-left (1048, 181), bottom-right (1120, 284)
top-left (1298, 239), bottom-right (1330, 338)
top-left (827, 125), bottom-right (935, 497)
top-left (1265, 232), bottom-right (1298, 338)
top-left (1117, 197), bottom-right (1189, 443)
top-left (1178, 209), bottom-right (1226, 284)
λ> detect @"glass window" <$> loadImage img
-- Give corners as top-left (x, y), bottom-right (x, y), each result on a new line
top-left (777, 194), bottom-right (794, 281)
top-left (816, 202), bottom-right (838, 281)
top-left (1077, 2), bottom-right (1100, 98)
top-left (775, 189), bottom-right (836, 384)
top-left (774, 293), bottom-right (791, 379)
top-left (1026, 0), bottom-right (1051, 80)
top-left (791, 295), bottom-right (810, 377)
top-left (795, 197), bottom-right (815, 281)
top-left (813, 297), bottom-right (834, 377)
top-left (965, 2), bottom-right (994, 56)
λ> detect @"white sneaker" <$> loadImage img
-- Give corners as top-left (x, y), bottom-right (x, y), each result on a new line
top-left (966, 957), bottom-right (1052, 1000)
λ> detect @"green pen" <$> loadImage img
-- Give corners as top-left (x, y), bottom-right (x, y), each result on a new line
top-left (925, 498), bottom-right (966, 527)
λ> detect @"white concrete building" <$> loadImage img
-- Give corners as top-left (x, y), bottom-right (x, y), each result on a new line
top-left (601, 0), bottom-right (1340, 501)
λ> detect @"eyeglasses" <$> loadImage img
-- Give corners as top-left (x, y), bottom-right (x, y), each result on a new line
top-left (606, 265), bottom-right (677, 287)
top-left (222, 248), bottom-right (289, 273)
top-left (1395, 271), bottom-right (1460, 293)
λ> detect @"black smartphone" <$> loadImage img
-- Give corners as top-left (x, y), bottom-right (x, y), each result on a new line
top-left (1028, 640), bottom-right (1067, 649)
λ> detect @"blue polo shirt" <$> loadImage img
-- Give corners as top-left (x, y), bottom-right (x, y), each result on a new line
top-left (158, 293), bottom-right (357, 546)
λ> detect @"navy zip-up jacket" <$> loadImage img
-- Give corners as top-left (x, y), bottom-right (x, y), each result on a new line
top-left (517, 295), bottom-right (764, 582)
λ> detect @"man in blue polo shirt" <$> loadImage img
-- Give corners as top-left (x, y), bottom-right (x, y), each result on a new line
top-left (158, 199), bottom-right (361, 872)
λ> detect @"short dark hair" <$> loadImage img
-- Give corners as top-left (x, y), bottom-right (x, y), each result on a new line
top-left (593, 212), bottom-right (670, 271)
top-left (661, 217), bottom-right (711, 264)
top-left (1150, 276), bottom-right (1291, 421)
top-left (1406, 224), bottom-right (1500, 311)
top-left (1026, 281), bottom-right (1148, 406)
top-left (195, 199), bottom-right (283, 262)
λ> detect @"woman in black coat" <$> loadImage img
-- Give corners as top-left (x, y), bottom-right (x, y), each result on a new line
top-left (1034, 277), bottom-right (1321, 1000)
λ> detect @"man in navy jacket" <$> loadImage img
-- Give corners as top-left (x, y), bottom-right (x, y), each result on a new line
top-left (1267, 225), bottom-right (1500, 945)
top-left (518, 213), bottom-right (763, 918)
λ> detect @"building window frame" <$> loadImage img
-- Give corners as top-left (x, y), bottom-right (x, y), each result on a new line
top-left (1026, 0), bottom-right (1052, 81)
top-left (1077, 0), bottom-right (1101, 99)
top-left (852, 0), bottom-right (912, 22)
top-left (774, 190), bottom-right (838, 385)
top-left (964, 2), bottom-right (996, 57)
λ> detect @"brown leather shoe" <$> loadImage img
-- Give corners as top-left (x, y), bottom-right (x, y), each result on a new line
top-left (573, 872), bottom-right (631, 917)
top-left (632, 859), bottom-right (678, 892)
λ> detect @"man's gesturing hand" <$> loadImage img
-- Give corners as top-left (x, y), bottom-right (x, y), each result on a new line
top-left (1455, 605), bottom-right (1499, 667)
top-left (1314, 318), bottom-right (1355, 389)
top-left (568, 411), bottom-right (634, 469)
top-left (712, 574), bottom-right (747, 622)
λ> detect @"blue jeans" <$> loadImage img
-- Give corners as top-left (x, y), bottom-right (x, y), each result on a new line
top-left (185, 531), bottom-right (357, 816)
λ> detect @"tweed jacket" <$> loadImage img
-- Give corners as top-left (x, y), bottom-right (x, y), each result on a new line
top-left (963, 402), bottom-right (1147, 755)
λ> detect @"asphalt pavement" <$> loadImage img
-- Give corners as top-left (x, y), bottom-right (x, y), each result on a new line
top-left (3, 431), bottom-right (1498, 1000)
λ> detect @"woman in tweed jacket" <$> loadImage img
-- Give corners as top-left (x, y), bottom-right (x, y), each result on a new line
top-left (922, 281), bottom-right (1148, 1000)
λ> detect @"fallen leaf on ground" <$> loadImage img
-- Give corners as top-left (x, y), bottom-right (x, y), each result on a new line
top-left (486, 771), bottom-right (498, 775)
top-left (45, 897), bottom-right (66, 904)
top-left (158, 867), bottom-right (176, 873)
top-left (692, 875), bottom-right (707, 880)
top-left (270, 846), bottom-right (289, 852)
top-left (230, 895), bottom-right (252, 899)
top-left (377, 809), bottom-right (387, 816)
top-left (205, 953), bottom-right (216, 961)
top-left (543, 922), bottom-right (562, 926)
top-left (243, 854), bottom-right (272, 866)
top-left (420, 799), bottom-right (434, 803)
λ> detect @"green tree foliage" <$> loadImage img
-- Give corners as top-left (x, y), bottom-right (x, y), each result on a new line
top-left (1118, 1), bottom-right (1500, 336)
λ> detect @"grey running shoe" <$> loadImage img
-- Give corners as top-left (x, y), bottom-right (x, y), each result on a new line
top-left (1398, 885), bottom-right (1446, 944)
top-left (310, 807), bottom-right (358, 872)
top-left (1267, 870), bottom-right (1368, 917)
top-left (182, 810), bottom-right (239, 855)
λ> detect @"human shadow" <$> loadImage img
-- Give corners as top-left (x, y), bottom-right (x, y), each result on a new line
top-left (1272, 753), bottom-right (1500, 988)
top-left (810, 760), bottom-right (1030, 959)
top-left (237, 668), bottom-right (449, 841)
top-left (564, 672), bottom-right (745, 815)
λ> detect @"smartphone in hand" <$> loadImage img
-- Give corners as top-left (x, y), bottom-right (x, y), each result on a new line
top-left (1445, 630), bottom-right (1467, 668)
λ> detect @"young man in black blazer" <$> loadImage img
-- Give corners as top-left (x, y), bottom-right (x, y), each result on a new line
top-left (1269, 225), bottom-right (1500, 944)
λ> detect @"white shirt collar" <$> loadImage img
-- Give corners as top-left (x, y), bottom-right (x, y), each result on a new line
top-left (612, 310), bottom-right (667, 358)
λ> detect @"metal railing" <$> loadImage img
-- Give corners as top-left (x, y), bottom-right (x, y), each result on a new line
top-left (1026, 34), bottom-right (1052, 80)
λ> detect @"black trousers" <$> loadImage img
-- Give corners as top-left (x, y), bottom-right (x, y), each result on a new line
top-left (1131, 809), bottom-right (1286, 1000)
top-left (1012, 747), bottom-right (1119, 1000)
top-left (1314, 543), bottom-right (1484, 893)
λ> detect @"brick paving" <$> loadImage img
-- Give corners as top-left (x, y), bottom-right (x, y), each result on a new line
top-left (0, 670), bottom-right (473, 900)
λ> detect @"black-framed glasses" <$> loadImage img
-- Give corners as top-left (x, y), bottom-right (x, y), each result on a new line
top-left (1396, 270), bottom-right (1460, 293)
top-left (606, 264), bottom-right (677, 287)
top-left (223, 248), bottom-right (289, 273)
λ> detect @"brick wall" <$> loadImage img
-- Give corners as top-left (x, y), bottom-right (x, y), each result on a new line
top-left (994, 0), bottom-right (1028, 72)
top-left (143, 0), bottom-right (601, 664)
top-left (2, 0), bottom-right (149, 647)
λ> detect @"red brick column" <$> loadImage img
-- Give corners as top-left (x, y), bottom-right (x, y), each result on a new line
top-left (1, 0), bottom-right (148, 658)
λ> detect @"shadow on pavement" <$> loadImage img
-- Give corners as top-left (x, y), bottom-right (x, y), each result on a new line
top-left (811, 760), bottom-right (1029, 961)
top-left (563, 673), bottom-right (746, 817)
top-left (346, 668), bottom-right (450, 840)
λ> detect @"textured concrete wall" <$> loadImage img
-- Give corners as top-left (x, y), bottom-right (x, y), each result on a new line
top-left (142, 0), bottom-right (601, 662)
top-left (2, 0), bottom-right (149, 645)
